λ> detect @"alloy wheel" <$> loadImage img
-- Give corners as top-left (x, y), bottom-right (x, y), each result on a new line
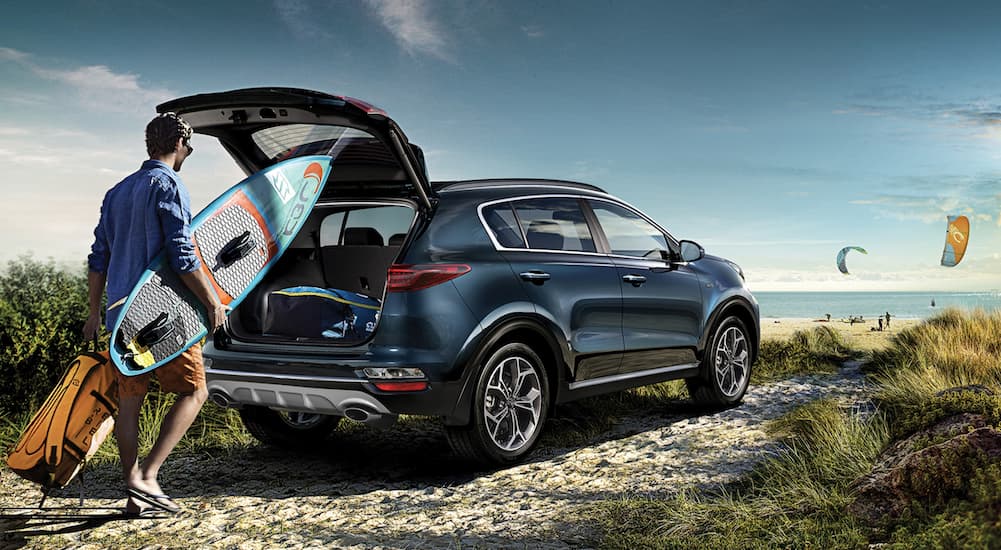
top-left (713, 325), bottom-right (749, 397)
top-left (482, 355), bottom-right (543, 452)
top-left (277, 410), bottom-right (326, 430)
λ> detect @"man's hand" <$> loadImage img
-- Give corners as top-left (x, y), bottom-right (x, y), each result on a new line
top-left (82, 311), bottom-right (102, 341)
top-left (178, 269), bottom-right (229, 333)
top-left (206, 301), bottom-right (229, 332)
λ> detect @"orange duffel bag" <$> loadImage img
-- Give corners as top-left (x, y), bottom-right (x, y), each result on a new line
top-left (6, 348), bottom-right (119, 489)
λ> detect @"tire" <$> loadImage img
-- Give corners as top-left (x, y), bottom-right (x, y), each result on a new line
top-left (239, 406), bottom-right (341, 448)
top-left (445, 342), bottom-right (550, 465)
top-left (686, 315), bottom-right (752, 406)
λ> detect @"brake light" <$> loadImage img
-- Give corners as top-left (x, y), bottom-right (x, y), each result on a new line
top-left (343, 96), bottom-right (387, 116)
top-left (373, 381), bottom-right (429, 392)
top-left (386, 264), bottom-right (471, 292)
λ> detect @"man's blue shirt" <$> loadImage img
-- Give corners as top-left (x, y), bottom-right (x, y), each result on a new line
top-left (88, 160), bottom-right (201, 330)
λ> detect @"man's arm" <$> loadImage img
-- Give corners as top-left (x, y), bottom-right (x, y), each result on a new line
top-left (83, 270), bottom-right (107, 340)
top-left (154, 176), bottom-right (228, 331)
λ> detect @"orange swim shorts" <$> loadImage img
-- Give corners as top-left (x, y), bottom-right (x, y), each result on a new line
top-left (116, 343), bottom-right (206, 398)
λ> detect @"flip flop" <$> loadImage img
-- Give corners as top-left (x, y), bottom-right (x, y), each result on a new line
top-left (123, 507), bottom-right (168, 519)
top-left (126, 487), bottom-right (181, 514)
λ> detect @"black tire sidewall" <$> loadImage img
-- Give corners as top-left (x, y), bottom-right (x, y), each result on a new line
top-left (470, 342), bottom-right (549, 464)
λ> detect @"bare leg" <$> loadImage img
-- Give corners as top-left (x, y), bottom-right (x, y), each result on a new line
top-left (116, 394), bottom-right (146, 513)
top-left (134, 387), bottom-right (208, 497)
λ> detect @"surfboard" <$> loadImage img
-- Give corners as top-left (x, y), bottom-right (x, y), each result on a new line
top-left (109, 155), bottom-right (332, 376)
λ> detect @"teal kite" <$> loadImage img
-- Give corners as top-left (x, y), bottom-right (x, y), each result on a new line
top-left (836, 246), bottom-right (867, 275)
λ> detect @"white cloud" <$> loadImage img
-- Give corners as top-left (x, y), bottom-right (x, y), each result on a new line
top-left (521, 24), bottom-right (544, 38)
top-left (273, 0), bottom-right (332, 40)
top-left (362, 0), bottom-right (450, 60)
top-left (0, 47), bottom-right (28, 62)
top-left (710, 239), bottom-right (843, 247)
top-left (851, 173), bottom-right (1001, 225)
top-left (745, 263), bottom-right (1001, 292)
top-left (0, 47), bottom-right (172, 114)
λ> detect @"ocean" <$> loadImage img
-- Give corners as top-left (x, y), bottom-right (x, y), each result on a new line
top-left (753, 291), bottom-right (1001, 320)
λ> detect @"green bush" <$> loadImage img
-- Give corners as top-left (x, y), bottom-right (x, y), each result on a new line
top-left (0, 256), bottom-right (94, 415)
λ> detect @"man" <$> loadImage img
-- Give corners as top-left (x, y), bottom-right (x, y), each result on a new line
top-left (83, 113), bottom-right (227, 515)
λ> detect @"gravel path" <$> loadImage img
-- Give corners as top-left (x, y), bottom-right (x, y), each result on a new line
top-left (1, 364), bottom-right (870, 549)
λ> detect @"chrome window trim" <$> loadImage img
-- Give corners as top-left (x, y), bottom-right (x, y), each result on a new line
top-left (477, 194), bottom-right (680, 257)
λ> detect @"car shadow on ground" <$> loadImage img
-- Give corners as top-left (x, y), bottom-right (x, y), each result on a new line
top-left (25, 392), bottom-right (733, 506)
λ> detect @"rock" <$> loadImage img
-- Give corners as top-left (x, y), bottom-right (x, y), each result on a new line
top-left (848, 413), bottom-right (1001, 526)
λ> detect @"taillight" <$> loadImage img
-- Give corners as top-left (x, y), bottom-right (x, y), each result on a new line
top-left (386, 264), bottom-right (471, 292)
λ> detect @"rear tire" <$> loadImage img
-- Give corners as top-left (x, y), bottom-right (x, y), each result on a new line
top-left (687, 315), bottom-right (752, 406)
top-left (445, 342), bottom-right (549, 465)
top-left (239, 406), bottom-right (341, 448)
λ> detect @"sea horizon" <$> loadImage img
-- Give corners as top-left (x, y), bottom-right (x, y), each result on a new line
top-left (752, 290), bottom-right (1001, 320)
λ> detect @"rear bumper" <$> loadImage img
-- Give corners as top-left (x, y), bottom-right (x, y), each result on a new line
top-left (202, 342), bottom-right (464, 418)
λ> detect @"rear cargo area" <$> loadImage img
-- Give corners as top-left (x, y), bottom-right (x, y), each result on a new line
top-left (227, 201), bottom-right (416, 344)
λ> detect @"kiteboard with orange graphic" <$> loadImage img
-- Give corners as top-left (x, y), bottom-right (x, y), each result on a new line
top-left (110, 155), bottom-right (331, 376)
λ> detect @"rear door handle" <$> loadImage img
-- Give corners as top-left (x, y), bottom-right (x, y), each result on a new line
top-left (520, 271), bottom-right (551, 284)
top-left (622, 274), bottom-right (647, 286)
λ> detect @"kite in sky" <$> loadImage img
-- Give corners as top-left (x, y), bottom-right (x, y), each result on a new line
top-left (836, 246), bottom-right (867, 275)
top-left (941, 215), bottom-right (970, 268)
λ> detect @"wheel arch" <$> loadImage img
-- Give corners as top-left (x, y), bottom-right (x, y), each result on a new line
top-left (445, 315), bottom-right (566, 426)
top-left (698, 296), bottom-right (759, 366)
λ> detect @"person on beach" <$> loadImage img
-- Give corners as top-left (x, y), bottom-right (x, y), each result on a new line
top-left (884, 311), bottom-right (891, 328)
top-left (83, 113), bottom-right (227, 516)
top-left (878, 317), bottom-right (883, 331)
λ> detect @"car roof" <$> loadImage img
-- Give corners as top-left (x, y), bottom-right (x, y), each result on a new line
top-left (432, 178), bottom-right (607, 197)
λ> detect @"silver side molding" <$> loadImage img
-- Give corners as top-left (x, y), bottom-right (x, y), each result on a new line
top-left (568, 362), bottom-right (699, 391)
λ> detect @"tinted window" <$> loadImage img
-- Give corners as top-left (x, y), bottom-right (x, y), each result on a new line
top-left (589, 200), bottom-right (668, 257)
top-left (512, 198), bottom-right (596, 253)
top-left (482, 203), bottom-right (527, 248)
top-left (320, 205), bottom-right (412, 247)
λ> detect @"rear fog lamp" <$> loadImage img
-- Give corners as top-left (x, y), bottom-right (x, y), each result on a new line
top-left (373, 381), bottom-right (429, 392)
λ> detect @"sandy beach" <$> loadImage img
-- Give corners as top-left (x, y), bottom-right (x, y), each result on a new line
top-left (760, 316), bottom-right (921, 350)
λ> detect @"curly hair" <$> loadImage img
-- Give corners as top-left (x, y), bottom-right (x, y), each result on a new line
top-left (145, 113), bottom-right (193, 157)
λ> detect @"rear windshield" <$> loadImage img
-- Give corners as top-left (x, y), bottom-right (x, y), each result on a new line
top-left (251, 124), bottom-right (385, 164)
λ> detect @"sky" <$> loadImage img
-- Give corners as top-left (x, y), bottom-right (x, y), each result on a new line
top-left (2, 0), bottom-right (1001, 292)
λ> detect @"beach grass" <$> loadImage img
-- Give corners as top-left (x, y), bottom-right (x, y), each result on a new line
top-left (0, 394), bottom-right (256, 469)
top-left (753, 324), bottom-right (860, 382)
top-left (591, 309), bottom-right (1001, 549)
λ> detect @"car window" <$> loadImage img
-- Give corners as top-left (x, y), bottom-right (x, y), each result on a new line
top-left (589, 200), bottom-right (669, 258)
top-left (511, 198), bottom-right (596, 253)
top-left (319, 212), bottom-right (346, 247)
top-left (252, 124), bottom-right (377, 163)
top-left (319, 205), bottom-right (411, 246)
top-left (482, 203), bottom-right (527, 248)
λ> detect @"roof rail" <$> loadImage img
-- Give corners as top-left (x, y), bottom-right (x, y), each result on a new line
top-left (433, 178), bottom-right (606, 194)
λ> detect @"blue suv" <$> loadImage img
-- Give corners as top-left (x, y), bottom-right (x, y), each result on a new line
top-left (159, 88), bottom-right (760, 465)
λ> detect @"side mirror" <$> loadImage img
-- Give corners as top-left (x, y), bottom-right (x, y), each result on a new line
top-left (679, 240), bottom-right (705, 262)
